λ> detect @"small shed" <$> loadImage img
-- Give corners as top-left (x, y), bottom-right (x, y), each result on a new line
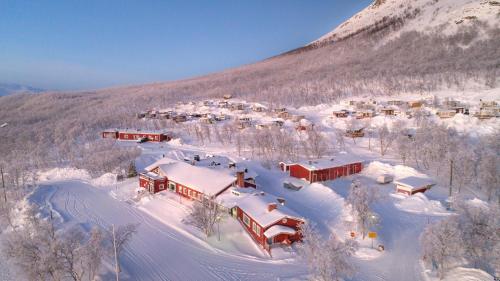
top-left (380, 108), bottom-right (395, 116)
top-left (377, 174), bottom-right (393, 184)
top-left (394, 177), bottom-right (435, 195)
top-left (437, 110), bottom-right (456, 119)
top-left (332, 110), bottom-right (349, 118)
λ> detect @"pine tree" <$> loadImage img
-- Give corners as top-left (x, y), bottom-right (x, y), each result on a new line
top-left (127, 161), bottom-right (137, 178)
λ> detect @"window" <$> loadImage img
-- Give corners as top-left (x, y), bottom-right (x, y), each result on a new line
top-left (124, 134), bottom-right (129, 139)
top-left (184, 188), bottom-right (188, 195)
top-left (242, 214), bottom-right (250, 227)
top-left (159, 184), bottom-right (165, 190)
top-left (252, 222), bottom-right (261, 237)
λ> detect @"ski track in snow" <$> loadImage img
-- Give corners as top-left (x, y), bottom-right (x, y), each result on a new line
top-left (29, 181), bottom-right (307, 281)
top-left (27, 177), bottom-right (439, 281)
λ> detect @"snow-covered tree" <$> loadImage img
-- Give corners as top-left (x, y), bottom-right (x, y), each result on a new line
top-left (184, 197), bottom-right (224, 238)
top-left (454, 200), bottom-right (500, 272)
top-left (345, 180), bottom-right (379, 239)
top-left (127, 161), bottom-right (138, 178)
top-left (477, 149), bottom-right (499, 203)
top-left (376, 123), bottom-right (394, 156)
top-left (109, 223), bottom-right (139, 273)
top-left (298, 222), bottom-right (358, 281)
top-left (421, 217), bottom-right (463, 279)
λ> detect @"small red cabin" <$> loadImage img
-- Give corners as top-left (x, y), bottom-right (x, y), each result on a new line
top-left (285, 157), bottom-right (363, 183)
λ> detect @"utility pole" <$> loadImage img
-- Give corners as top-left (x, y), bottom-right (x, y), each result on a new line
top-left (449, 159), bottom-right (453, 197)
top-left (1, 166), bottom-right (7, 204)
top-left (112, 225), bottom-right (120, 281)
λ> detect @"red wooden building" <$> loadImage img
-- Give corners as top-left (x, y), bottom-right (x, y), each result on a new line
top-left (139, 158), bottom-right (253, 200)
top-left (225, 192), bottom-right (304, 254)
top-left (280, 156), bottom-right (363, 183)
top-left (102, 129), bottom-right (171, 142)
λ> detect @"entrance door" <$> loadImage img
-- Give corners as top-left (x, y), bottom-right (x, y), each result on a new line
top-left (148, 182), bottom-right (155, 193)
top-left (168, 182), bottom-right (176, 192)
top-left (231, 207), bottom-right (238, 218)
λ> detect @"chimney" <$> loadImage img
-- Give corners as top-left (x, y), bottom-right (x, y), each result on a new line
top-left (268, 203), bottom-right (277, 212)
top-left (236, 171), bottom-right (245, 188)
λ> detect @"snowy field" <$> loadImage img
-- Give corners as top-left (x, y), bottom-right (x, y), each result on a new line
top-left (20, 142), bottom-right (490, 281)
top-left (2, 93), bottom-right (498, 281)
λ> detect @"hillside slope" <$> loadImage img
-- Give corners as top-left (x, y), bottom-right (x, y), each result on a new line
top-left (312, 0), bottom-right (499, 46)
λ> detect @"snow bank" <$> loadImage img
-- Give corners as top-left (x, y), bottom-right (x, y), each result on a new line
top-left (362, 161), bottom-right (426, 180)
top-left (393, 193), bottom-right (448, 216)
top-left (442, 267), bottom-right (493, 281)
top-left (355, 247), bottom-right (383, 261)
top-left (90, 173), bottom-right (117, 187)
top-left (38, 168), bottom-right (91, 182)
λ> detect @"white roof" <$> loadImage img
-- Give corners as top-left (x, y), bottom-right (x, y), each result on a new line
top-left (142, 172), bottom-right (164, 180)
top-left (263, 225), bottom-right (297, 238)
top-left (237, 193), bottom-right (302, 228)
top-left (295, 154), bottom-right (362, 170)
top-left (146, 159), bottom-right (236, 196)
top-left (394, 177), bottom-right (435, 191)
top-left (144, 158), bottom-right (178, 172)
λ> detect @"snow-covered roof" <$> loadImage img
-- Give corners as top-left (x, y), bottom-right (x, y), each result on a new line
top-left (141, 172), bottom-right (164, 180)
top-left (146, 159), bottom-right (236, 196)
top-left (263, 225), bottom-right (297, 238)
top-left (237, 193), bottom-right (302, 228)
top-left (394, 176), bottom-right (435, 191)
top-left (144, 158), bottom-right (178, 172)
top-left (294, 154), bottom-right (362, 171)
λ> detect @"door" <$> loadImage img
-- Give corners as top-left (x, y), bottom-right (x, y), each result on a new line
top-left (148, 182), bottom-right (155, 193)
top-left (231, 207), bottom-right (238, 218)
top-left (168, 182), bottom-right (176, 192)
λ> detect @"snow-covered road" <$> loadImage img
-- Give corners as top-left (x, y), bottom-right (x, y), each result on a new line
top-left (29, 181), bottom-right (307, 281)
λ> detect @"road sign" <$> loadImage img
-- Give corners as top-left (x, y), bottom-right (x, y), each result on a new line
top-left (368, 232), bottom-right (377, 239)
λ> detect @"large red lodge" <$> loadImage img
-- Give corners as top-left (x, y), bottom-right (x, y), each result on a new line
top-left (279, 157), bottom-right (363, 183)
top-left (139, 158), bottom-right (239, 199)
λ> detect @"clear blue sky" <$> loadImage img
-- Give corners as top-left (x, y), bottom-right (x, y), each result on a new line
top-left (0, 0), bottom-right (371, 90)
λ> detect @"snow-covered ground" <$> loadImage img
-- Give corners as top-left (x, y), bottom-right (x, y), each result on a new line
top-left (17, 142), bottom-right (457, 281)
top-left (2, 93), bottom-right (498, 280)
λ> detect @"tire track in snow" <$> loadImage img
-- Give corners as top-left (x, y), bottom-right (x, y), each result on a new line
top-left (30, 181), bottom-right (305, 281)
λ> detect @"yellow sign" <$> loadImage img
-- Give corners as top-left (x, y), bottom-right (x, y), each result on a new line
top-left (368, 232), bottom-right (377, 239)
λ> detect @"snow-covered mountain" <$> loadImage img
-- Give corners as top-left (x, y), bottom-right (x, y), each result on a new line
top-left (0, 83), bottom-right (45, 96)
top-left (311, 0), bottom-right (499, 46)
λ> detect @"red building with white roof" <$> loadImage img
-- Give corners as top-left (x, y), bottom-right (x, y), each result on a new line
top-left (102, 129), bottom-right (171, 142)
top-left (221, 190), bottom-right (304, 254)
top-left (139, 158), bottom-right (238, 200)
top-left (280, 156), bottom-right (363, 183)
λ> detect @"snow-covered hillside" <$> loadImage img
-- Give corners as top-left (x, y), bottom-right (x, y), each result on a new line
top-left (312, 0), bottom-right (499, 45)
